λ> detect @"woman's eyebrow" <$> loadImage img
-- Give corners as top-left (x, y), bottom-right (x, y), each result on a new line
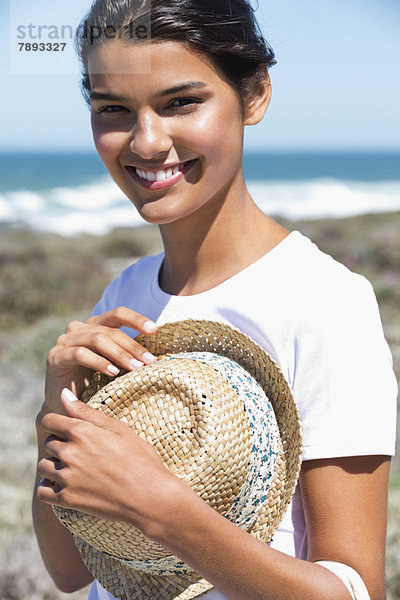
top-left (90, 81), bottom-right (208, 102)
top-left (155, 81), bottom-right (208, 98)
top-left (90, 91), bottom-right (129, 102)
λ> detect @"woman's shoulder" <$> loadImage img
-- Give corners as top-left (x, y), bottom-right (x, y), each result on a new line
top-left (106, 251), bottom-right (164, 290)
top-left (285, 230), bottom-right (374, 300)
top-left (92, 252), bottom-right (164, 316)
top-left (112, 252), bottom-right (164, 285)
top-left (277, 231), bottom-right (380, 334)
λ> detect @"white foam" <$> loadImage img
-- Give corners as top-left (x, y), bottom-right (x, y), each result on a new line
top-left (0, 198), bottom-right (13, 219)
top-left (0, 191), bottom-right (45, 219)
top-left (248, 179), bottom-right (400, 220)
top-left (37, 207), bottom-right (146, 236)
top-left (51, 177), bottom-right (123, 210)
top-left (10, 191), bottom-right (45, 212)
top-left (1, 177), bottom-right (400, 235)
top-left (0, 176), bottom-right (147, 234)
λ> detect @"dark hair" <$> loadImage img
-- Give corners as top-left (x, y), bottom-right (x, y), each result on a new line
top-left (75, 0), bottom-right (276, 112)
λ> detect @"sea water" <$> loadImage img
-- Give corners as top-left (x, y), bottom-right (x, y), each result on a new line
top-left (0, 151), bottom-right (399, 235)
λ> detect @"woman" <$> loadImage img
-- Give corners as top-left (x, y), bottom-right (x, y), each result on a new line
top-left (33, 1), bottom-right (397, 599)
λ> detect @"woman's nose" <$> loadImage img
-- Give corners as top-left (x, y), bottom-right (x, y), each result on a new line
top-left (129, 111), bottom-right (172, 158)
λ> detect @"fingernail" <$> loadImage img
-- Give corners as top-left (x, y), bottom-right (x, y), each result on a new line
top-left (107, 365), bottom-right (120, 376)
top-left (142, 352), bottom-right (157, 364)
top-left (61, 388), bottom-right (79, 402)
top-left (143, 320), bottom-right (158, 333)
top-left (129, 358), bottom-right (144, 370)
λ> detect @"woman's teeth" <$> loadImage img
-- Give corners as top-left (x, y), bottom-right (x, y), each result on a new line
top-left (135, 164), bottom-right (183, 182)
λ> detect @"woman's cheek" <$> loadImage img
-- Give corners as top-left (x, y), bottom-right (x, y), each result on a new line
top-left (190, 102), bottom-right (242, 143)
top-left (184, 117), bottom-right (224, 163)
top-left (93, 129), bottom-right (126, 163)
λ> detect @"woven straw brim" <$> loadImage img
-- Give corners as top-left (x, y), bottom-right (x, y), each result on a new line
top-left (56, 319), bottom-right (302, 600)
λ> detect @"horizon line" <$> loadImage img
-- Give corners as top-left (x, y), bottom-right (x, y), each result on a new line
top-left (1, 147), bottom-right (400, 155)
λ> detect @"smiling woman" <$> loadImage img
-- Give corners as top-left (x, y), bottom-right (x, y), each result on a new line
top-left (86, 39), bottom-right (266, 225)
top-left (32, 2), bottom-right (397, 600)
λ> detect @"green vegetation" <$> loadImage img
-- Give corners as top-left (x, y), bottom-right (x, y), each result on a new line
top-left (0, 226), bottom-right (163, 332)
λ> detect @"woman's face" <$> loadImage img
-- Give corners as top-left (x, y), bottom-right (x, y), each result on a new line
top-left (88, 40), bottom-right (253, 225)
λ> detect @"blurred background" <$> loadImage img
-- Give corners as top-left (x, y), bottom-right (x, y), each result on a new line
top-left (0, 1), bottom-right (399, 598)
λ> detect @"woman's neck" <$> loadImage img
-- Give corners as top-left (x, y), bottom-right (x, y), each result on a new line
top-left (158, 182), bottom-right (289, 296)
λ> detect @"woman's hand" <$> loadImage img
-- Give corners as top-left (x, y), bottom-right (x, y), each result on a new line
top-left (37, 389), bottom-right (180, 539)
top-left (42, 307), bottom-right (158, 416)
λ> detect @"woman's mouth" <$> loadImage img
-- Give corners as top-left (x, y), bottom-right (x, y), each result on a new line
top-left (125, 159), bottom-right (198, 190)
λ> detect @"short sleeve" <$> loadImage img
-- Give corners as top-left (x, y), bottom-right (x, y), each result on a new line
top-left (91, 256), bottom-right (151, 318)
top-left (92, 286), bottom-right (111, 317)
top-left (292, 273), bottom-right (397, 461)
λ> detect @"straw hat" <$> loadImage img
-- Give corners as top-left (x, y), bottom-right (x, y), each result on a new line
top-left (53, 319), bottom-right (302, 600)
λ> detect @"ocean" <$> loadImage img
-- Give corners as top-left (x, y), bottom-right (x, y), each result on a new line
top-left (0, 151), bottom-right (399, 235)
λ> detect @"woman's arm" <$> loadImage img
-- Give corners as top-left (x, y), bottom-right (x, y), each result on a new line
top-left (32, 419), bottom-right (94, 593)
top-left (300, 456), bottom-right (390, 600)
top-left (38, 391), bottom-right (391, 600)
top-left (147, 454), bottom-right (390, 600)
top-left (32, 307), bottom-right (159, 592)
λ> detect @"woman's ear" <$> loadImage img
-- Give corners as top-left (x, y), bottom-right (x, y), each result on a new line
top-left (244, 71), bottom-right (272, 126)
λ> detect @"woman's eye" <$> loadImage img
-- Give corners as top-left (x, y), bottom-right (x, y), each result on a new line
top-left (167, 97), bottom-right (201, 110)
top-left (95, 105), bottom-right (128, 114)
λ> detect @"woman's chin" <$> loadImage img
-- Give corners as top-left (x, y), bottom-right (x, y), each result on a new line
top-left (134, 200), bottom-right (194, 227)
top-left (136, 209), bottom-right (181, 227)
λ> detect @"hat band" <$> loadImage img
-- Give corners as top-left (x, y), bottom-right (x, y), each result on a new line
top-left (116, 352), bottom-right (280, 575)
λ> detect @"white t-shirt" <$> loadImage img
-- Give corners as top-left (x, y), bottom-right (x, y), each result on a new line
top-left (88, 231), bottom-right (397, 600)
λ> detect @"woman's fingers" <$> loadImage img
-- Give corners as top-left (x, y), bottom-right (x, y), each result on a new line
top-left (43, 434), bottom-right (65, 460)
top-left (50, 337), bottom-right (154, 376)
top-left (57, 328), bottom-right (157, 370)
top-left (37, 456), bottom-right (63, 486)
top-left (42, 398), bottom-right (122, 438)
top-left (44, 308), bottom-right (159, 410)
top-left (48, 345), bottom-right (124, 378)
top-left (105, 327), bottom-right (158, 364)
top-left (87, 307), bottom-right (158, 334)
top-left (55, 309), bottom-right (159, 372)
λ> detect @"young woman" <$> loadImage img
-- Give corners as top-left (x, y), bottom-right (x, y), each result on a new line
top-left (33, 1), bottom-right (397, 599)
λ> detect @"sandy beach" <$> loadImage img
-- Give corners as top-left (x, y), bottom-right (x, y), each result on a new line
top-left (0, 213), bottom-right (399, 600)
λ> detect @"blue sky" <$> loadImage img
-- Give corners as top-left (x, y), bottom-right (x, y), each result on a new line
top-left (1, 0), bottom-right (399, 152)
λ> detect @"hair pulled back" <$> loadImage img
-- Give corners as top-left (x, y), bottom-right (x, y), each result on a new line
top-left (75, 0), bottom-right (276, 111)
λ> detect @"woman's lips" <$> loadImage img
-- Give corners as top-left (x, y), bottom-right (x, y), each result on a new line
top-left (125, 159), bottom-right (198, 190)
